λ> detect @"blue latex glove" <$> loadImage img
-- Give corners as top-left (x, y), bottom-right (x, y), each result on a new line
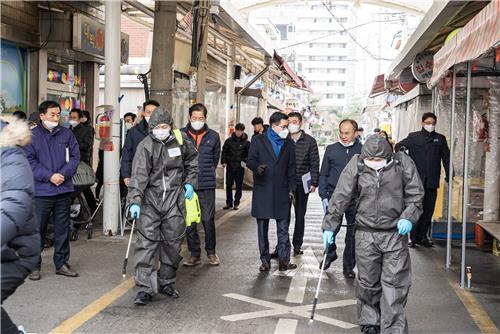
top-left (322, 198), bottom-right (329, 214)
top-left (397, 219), bottom-right (413, 235)
top-left (323, 230), bottom-right (335, 248)
top-left (129, 204), bottom-right (140, 219)
top-left (184, 184), bottom-right (194, 200)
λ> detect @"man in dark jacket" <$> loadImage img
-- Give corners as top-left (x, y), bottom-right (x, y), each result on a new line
top-left (251, 116), bottom-right (269, 139)
top-left (286, 112), bottom-right (319, 255)
top-left (322, 135), bottom-right (424, 334)
top-left (319, 119), bottom-right (362, 278)
top-left (24, 101), bottom-right (80, 280)
top-left (121, 99), bottom-right (160, 186)
top-left (1, 117), bottom-right (40, 334)
top-left (126, 108), bottom-right (198, 305)
top-left (396, 112), bottom-right (450, 248)
top-left (247, 112), bottom-right (297, 272)
top-left (221, 123), bottom-right (250, 210)
top-left (182, 103), bottom-right (222, 267)
top-left (69, 108), bottom-right (97, 212)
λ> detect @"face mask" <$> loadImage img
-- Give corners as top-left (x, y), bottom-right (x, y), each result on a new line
top-left (125, 123), bottom-right (133, 130)
top-left (191, 121), bottom-right (205, 131)
top-left (81, 117), bottom-right (88, 123)
top-left (288, 124), bottom-right (301, 134)
top-left (424, 124), bottom-right (435, 133)
top-left (278, 128), bottom-right (289, 139)
top-left (43, 120), bottom-right (58, 130)
top-left (153, 128), bottom-right (170, 141)
top-left (340, 140), bottom-right (354, 147)
top-left (145, 116), bottom-right (151, 123)
top-left (69, 120), bottom-right (79, 127)
top-left (364, 159), bottom-right (387, 171)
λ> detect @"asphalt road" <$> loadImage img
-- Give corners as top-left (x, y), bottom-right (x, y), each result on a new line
top-left (4, 190), bottom-right (498, 334)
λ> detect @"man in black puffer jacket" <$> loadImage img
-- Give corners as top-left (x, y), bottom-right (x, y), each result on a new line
top-left (221, 123), bottom-right (250, 210)
top-left (0, 117), bottom-right (40, 334)
top-left (181, 104), bottom-right (221, 267)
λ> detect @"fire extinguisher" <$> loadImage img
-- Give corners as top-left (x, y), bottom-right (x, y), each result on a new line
top-left (95, 105), bottom-right (113, 141)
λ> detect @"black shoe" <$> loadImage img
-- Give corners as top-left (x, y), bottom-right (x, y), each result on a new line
top-left (56, 264), bottom-right (78, 277)
top-left (233, 205), bottom-right (239, 210)
top-left (259, 262), bottom-right (270, 272)
top-left (343, 269), bottom-right (355, 279)
top-left (408, 240), bottom-right (418, 248)
top-left (279, 261), bottom-right (297, 271)
top-left (134, 291), bottom-right (152, 305)
top-left (270, 249), bottom-right (278, 259)
top-left (361, 325), bottom-right (380, 334)
top-left (223, 205), bottom-right (233, 210)
top-left (421, 239), bottom-right (434, 248)
top-left (160, 284), bottom-right (179, 299)
top-left (293, 247), bottom-right (304, 256)
top-left (28, 269), bottom-right (41, 281)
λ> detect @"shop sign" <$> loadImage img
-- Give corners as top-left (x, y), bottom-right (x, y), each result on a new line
top-left (399, 67), bottom-right (417, 93)
top-left (411, 51), bottom-right (434, 83)
top-left (0, 41), bottom-right (27, 113)
top-left (72, 13), bottom-right (129, 64)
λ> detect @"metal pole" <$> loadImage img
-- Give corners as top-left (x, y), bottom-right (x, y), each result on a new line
top-left (446, 68), bottom-right (456, 270)
top-left (150, 1), bottom-right (176, 111)
top-left (103, 1), bottom-right (121, 236)
top-left (225, 45), bottom-right (235, 139)
top-left (196, 0), bottom-right (209, 104)
top-left (461, 62), bottom-right (472, 288)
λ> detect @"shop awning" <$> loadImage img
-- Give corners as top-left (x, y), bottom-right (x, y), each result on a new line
top-left (429, 0), bottom-right (500, 87)
top-left (369, 74), bottom-right (386, 98)
top-left (273, 51), bottom-right (311, 92)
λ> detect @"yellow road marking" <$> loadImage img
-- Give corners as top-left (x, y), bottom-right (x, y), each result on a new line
top-left (48, 197), bottom-right (252, 333)
top-left (49, 277), bottom-right (135, 334)
top-left (449, 280), bottom-right (500, 334)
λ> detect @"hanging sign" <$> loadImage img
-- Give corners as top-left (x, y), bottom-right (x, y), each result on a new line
top-left (398, 67), bottom-right (417, 93)
top-left (411, 51), bottom-right (434, 83)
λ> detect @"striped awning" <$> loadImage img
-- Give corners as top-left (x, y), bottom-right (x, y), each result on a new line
top-left (429, 0), bottom-right (500, 87)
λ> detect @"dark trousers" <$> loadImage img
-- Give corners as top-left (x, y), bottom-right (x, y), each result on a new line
top-left (290, 184), bottom-right (309, 249)
top-left (411, 188), bottom-right (438, 243)
top-left (226, 168), bottom-right (244, 206)
top-left (333, 201), bottom-right (356, 271)
top-left (35, 194), bottom-right (71, 269)
top-left (82, 187), bottom-right (97, 212)
top-left (1, 262), bottom-right (28, 334)
top-left (257, 219), bottom-right (291, 263)
top-left (186, 189), bottom-right (216, 257)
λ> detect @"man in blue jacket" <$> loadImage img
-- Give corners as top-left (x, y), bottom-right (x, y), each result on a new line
top-left (182, 103), bottom-right (222, 267)
top-left (25, 101), bottom-right (80, 280)
top-left (319, 119), bottom-right (362, 278)
top-left (247, 112), bottom-right (297, 272)
top-left (121, 99), bottom-right (159, 187)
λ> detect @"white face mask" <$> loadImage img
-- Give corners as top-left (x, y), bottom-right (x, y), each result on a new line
top-left (288, 124), bottom-right (301, 134)
top-left (364, 158), bottom-right (387, 171)
top-left (69, 120), bottom-right (79, 127)
top-left (424, 124), bottom-right (435, 133)
top-left (144, 116), bottom-right (151, 123)
top-left (278, 128), bottom-right (289, 139)
top-left (125, 123), bottom-right (133, 130)
top-left (43, 120), bottom-right (58, 130)
top-left (80, 117), bottom-right (88, 123)
top-left (340, 140), bottom-right (354, 147)
top-left (191, 121), bottom-right (205, 131)
top-left (153, 128), bottom-right (170, 141)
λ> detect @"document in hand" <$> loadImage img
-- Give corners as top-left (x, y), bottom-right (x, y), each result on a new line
top-left (302, 172), bottom-right (312, 194)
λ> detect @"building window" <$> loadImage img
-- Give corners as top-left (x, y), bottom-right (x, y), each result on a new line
top-left (328, 43), bottom-right (346, 48)
top-left (309, 56), bottom-right (328, 61)
top-left (297, 62), bottom-right (303, 71)
top-left (326, 94), bottom-right (334, 99)
top-left (337, 94), bottom-right (345, 99)
top-left (338, 17), bottom-right (348, 23)
top-left (288, 25), bottom-right (295, 32)
top-left (276, 24), bottom-right (288, 40)
top-left (328, 56), bottom-right (347, 61)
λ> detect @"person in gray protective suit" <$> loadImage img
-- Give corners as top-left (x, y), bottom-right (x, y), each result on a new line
top-left (127, 107), bottom-right (198, 306)
top-left (322, 135), bottom-right (424, 334)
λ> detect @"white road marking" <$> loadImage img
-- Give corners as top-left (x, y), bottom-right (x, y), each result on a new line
top-left (221, 293), bottom-right (357, 329)
top-left (274, 319), bottom-right (298, 334)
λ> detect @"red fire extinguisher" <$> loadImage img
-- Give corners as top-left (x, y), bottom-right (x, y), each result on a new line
top-left (95, 106), bottom-right (113, 141)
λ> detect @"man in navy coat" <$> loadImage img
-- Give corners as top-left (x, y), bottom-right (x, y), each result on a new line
top-left (247, 112), bottom-right (297, 272)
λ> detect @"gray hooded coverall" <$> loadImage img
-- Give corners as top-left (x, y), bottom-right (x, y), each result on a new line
top-left (127, 108), bottom-right (198, 295)
top-left (322, 135), bottom-right (424, 334)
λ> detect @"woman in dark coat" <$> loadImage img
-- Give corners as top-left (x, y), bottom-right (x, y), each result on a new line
top-left (0, 116), bottom-right (40, 334)
top-left (247, 112), bottom-right (296, 272)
